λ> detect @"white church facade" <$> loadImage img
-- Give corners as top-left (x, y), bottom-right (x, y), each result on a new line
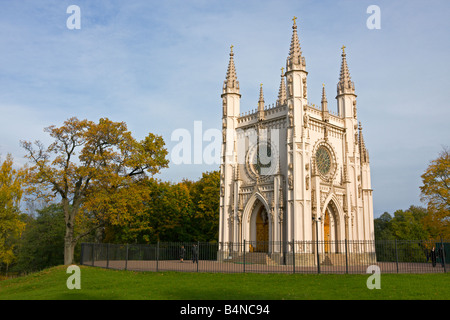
top-left (218, 18), bottom-right (375, 261)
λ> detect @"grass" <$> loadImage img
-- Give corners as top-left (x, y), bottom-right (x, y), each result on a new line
top-left (0, 265), bottom-right (449, 300)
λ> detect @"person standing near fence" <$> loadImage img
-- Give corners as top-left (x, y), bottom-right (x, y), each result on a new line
top-left (180, 245), bottom-right (185, 263)
top-left (192, 244), bottom-right (198, 264)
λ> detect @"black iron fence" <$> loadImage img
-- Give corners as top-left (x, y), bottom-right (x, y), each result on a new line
top-left (80, 240), bottom-right (449, 274)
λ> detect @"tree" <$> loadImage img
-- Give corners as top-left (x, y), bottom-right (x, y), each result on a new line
top-left (420, 146), bottom-right (450, 239)
top-left (390, 206), bottom-right (429, 240)
top-left (21, 117), bottom-right (169, 264)
top-left (374, 212), bottom-right (394, 240)
top-left (103, 171), bottom-right (220, 244)
top-left (374, 207), bottom-right (430, 241)
top-left (188, 171), bottom-right (220, 241)
top-left (0, 154), bottom-right (25, 272)
top-left (15, 204), bottom-right (65, 272)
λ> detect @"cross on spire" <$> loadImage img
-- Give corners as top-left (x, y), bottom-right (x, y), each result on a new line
top-left (287, 16), bottom-right (304, 69)
top-left (292, 16), bottom-right (298, 30)
top-left (337, 45), bottom-right (354, 95)
top-left (223, 44), bottom-right (239, 93)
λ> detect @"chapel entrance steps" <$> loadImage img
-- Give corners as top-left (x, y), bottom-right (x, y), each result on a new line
top-left (225, 252), bottom-right (278, 265)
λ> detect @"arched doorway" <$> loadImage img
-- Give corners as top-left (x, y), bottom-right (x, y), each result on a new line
top-left (255, 206), bottom-right (269, 252)
top-left (323, 200), bottom-right (340, 253)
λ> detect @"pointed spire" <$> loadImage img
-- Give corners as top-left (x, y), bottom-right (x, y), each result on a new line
top-left (321, 83), bottom-right (328, 111)
top-left (358, 122), bottom-right (369, 163)
top-left (277, 67), bottom-right (287, 106)
top-left (258, 83), bottom-right (265, 121)
top-left (286, 16), bottom-right (306, 72)
top-left (259, 83), bottom-right (264, 104)
top-left (321, 83), bottom-right (329, 122)
top-left (223, 45), bottom-right (240, 94)
top-left (337, 45), bottom-right (355, 96)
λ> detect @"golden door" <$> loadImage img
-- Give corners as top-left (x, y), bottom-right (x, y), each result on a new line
top-left (256, 208), bottom-right (269, 252)
top-left (324, 210), bottom-right (331, 253)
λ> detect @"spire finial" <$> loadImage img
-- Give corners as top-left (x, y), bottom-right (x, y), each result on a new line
top-left (287, 16), bottom-right (304, 71)
top-left (358, 122), bottom-right (369, 163)
top-left (321, 84), bottom-right (328, 108)
top-left (259, 83), bottom-right (264, 102)
top-left (223, 45), bottom-right (239, 93)
top-left (277, 68), bottom-right (287, 106)
top-left (321, 83), bottom-right (329, 122)
top-left (337, 45), bottom-right (355, 95)
top-left (258, 83), bottom-right (265, 120)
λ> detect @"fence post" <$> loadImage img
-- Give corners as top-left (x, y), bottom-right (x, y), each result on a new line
top-left (292, 239), bottom-right (295, 274)
top-left (395, 239), bottom-right (399, 273)
top-left (345, 239), bottom-right (348, 274)
top-left (125, 244), bottom-right (129, 271)
top-left (316, 239), bottom-right (321, 274)
top-left (92, 243), bottom-right (95, 267)
top-left (197, 241), bottom-right (200, 273)
top-left (106, 243), bottom-right (110, 269)
top-left (80, 243), bottom-right (84, 265)
top-left (243, 240), bottom-right (246, 273)
top-left (156, 241), bottom-right (160, 272)
top-left (441, 238), bottom-right (447, 273)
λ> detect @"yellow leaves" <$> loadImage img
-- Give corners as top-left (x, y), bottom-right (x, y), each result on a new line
top-left (0, 154), bottom-right (26, 266)
top-left (0, 154), bottom-right (23, 208)
top-left (420, 146), bottom-right (450, 238)
top-left (20, 117), bottom-right (170, 261)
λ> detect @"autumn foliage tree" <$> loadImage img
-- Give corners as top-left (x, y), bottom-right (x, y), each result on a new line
top-left (420, 146), bottom-right (450, 239)
top-left (21, 117), bottom-right (169, 265)
top-left (103, 171), bottom-right (220, 244)
top-left (0, 154), bottom-right (25, 272)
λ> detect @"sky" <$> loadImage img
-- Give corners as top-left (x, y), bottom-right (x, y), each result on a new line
top-left (0, 0), bottom-right (449, 217)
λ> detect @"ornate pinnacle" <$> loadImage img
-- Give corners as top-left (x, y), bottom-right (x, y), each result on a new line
top-left (258, 83), bottom-right (265, 120)
top-left (358, 122), bottom-right (369, 163)
top-left (337, 45), bottom-right (355, 95)
top-left (287, 16), bottom-right (305, 71)
top-left (277, 68), bottom-right (287, 106)
top-left (223, 45), bottom-right (239, 94)
top-left (321, 83), bottom-right (329, 122)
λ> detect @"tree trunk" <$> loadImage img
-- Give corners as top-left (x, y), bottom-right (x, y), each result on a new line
top-left (64, 229), bottom-right (75, 265)
top-left (63, 200), bottom-right (77, 265)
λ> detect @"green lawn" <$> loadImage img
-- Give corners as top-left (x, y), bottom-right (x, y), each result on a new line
top-left (0, 265), bottom-right (449, 300)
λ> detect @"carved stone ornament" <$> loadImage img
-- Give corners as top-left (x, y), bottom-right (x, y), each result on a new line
top-left (303, 113), bottom-right (309, 128)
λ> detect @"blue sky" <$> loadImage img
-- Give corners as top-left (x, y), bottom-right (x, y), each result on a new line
top-left (0, 0), bottom-right (449, 217)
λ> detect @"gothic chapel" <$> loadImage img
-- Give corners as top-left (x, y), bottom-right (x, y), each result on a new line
top-left (218, 18), bottom-right (375, 259)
